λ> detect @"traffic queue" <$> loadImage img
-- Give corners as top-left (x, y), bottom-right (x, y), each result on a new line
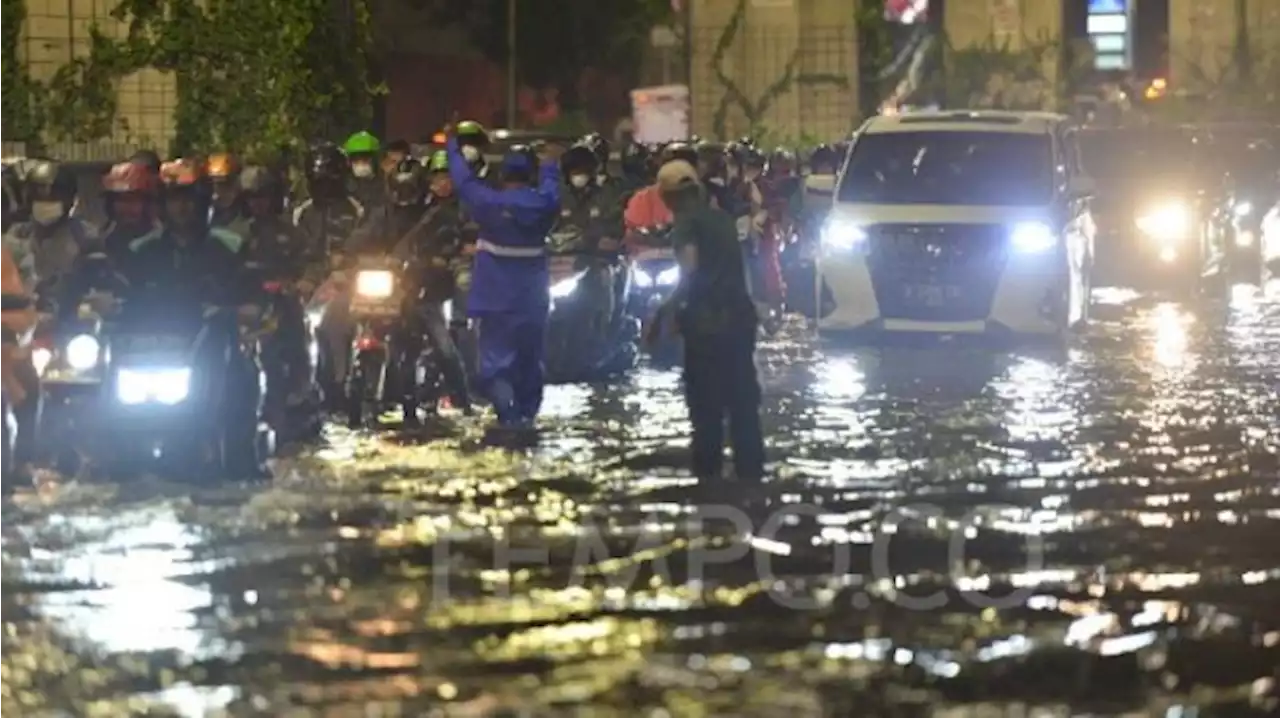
top-left (0, 122), bottom-right (821, 490)
top-left (2, 111), bottom-right (1276, 492)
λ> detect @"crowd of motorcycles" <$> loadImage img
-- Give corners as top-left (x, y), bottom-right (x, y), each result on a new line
top-left (1, 126), bottom-right (835, 488)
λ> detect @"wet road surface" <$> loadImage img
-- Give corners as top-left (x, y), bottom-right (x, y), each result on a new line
top-left (3, 285), bottom-right (1279, 717)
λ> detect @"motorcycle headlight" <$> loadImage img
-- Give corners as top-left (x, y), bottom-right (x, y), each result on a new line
top-left (633, 269), bottom-right (653, 288)
top-left (821, 219), bottom-right (867, 251)
top-left (355, 270), bottom-right (395, 298)
top-left (1010, 222), bottom-right (1056, 253)
top-left (117, 367), bottom-right (191, 405)
top-left (1233, 201), bottom-right (1253, 218)
top-left (1136, 202), bottom-right (1190, 240)
top-left (656, 266), bottom-right (680, 285)
top-left (550, 274), bottom-right (583, 299)
top-left (31, 347), bottom-right (52, 376)
top-left (65, 334), bottom-right (100, 371)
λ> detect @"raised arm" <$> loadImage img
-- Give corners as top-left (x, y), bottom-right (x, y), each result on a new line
top-left (447, 136), bottom-right (502, 208)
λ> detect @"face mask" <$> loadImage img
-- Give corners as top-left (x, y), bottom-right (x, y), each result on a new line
top-left (570, 174), bottom-right (590, 189)
top-left (32, 201), bottom-right (65, 225)
top-left (461, 146), bottom-right (481, 163)
top-left (352, 161), bottom-right (375, 179)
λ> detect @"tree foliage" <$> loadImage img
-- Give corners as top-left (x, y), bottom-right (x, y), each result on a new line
top-left (3, 0), bottom-right (380, 158)
top-left (1, 0), bottom-right (43, 146)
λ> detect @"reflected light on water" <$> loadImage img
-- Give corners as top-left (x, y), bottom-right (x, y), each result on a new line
top-left (1150, 302), bottom-right (1192, 370)
top-left (810, 355), bottom-right (865, 401)
top-left (35, 507), bottom-right (217, 658)
top-left (998, 356), bottom-right (1073, 443)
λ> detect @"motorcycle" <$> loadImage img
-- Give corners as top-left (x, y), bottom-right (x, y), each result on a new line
top-left (545, 245), bottom-right (640, 383)
top-left (627, 225), bottom-right (682, 366)
top-left (95, 284), bottom-right (274, 479)
top-left (257, 276), bottom-right (323, 442)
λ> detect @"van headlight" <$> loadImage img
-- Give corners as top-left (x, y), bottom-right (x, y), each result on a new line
top-left (117, 367), bottom-right (191, 405)
top-left (656, 266), bottom-right (680, 285)
top-left (355, 270), bottom-right (395, 298)
top-left (1136, 202), bottom-right (1190, 241)
top-left (821, 219), bottom-right (867, 251)
top-left (65, 334), bottom-right (100, 371)
top-left (1010, 222), bottom-right (1056, 253)
top-left (633, 269), bottom-right (653, 288)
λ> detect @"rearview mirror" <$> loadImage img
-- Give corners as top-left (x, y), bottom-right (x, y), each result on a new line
top-left (1068, 175), bottom-right (1096, 198)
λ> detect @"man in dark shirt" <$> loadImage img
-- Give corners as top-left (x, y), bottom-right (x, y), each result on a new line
top-left (648, 160), bottom-right (764, 487)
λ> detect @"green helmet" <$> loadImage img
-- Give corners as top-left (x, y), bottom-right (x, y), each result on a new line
top-left (456, 120), bottom-right (489, 147)
top-left (343, 130), bottom-right (380, 156)
top-left (426, 150), bottom-right (449, 173)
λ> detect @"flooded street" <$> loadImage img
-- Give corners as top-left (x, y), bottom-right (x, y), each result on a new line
top-left (3, 285), bottom-right (1279, 717)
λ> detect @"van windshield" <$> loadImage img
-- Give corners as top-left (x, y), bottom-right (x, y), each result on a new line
top-left (837, 131), bottom-right (1054, 206)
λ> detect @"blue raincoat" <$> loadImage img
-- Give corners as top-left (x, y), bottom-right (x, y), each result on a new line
top-left (447, 136), bottom-right (560, 424)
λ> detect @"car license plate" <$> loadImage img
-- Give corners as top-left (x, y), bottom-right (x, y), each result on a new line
top-left (905, 284), bottom-right (958, 306)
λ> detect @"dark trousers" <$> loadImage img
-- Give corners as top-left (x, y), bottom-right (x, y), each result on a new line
top-left (398, 300), bottom-right (471, 410)
top-left (475, 311), bottom-right (546, 425)
top-left (682, 327), bottom-right (765, 481)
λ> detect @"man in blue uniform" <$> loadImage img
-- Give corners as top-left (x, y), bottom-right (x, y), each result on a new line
top-left (445, 124), bottom-right (560, 430)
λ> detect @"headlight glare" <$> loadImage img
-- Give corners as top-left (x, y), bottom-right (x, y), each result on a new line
top-left (355, 270), bottom-right (395, 298)
top-left (656, 266), bottom-right (680, 285)
top-left (550, 273), bottom-right (583, 299)
top-left (31, 347), bottom-right (52, 376)
top-left (1010, 221), bottom-right (1056, 253)
top-left (117, 367), bottom-right (191, 405)
top-left (65, 334), bottom-right (100, 371)
top-left (821, 220), bottom-right (867, 251)
top-left (1136, 202), bottom-right (1189, 240)
top-left (1233, 201), bottom-right (1253, 218)
top-left (632, 270), bottom-right (653, 288)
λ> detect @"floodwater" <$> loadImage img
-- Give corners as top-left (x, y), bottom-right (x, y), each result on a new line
top-left (3, 285), bottom-right (1279, 717)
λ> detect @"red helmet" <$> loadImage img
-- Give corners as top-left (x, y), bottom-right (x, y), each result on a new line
top-left (159, 158), bottom-right (207, 189)
top-left (103, 161), bottom-right (157, 195)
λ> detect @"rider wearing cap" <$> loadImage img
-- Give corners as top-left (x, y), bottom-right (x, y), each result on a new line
top-left (446, 123), bottom-right (560, 430)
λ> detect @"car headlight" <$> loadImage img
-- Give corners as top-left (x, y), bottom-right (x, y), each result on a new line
top-left (117, 367), bottom-right (191, 405)
top-left (1010, 221), bottom-right (1056, 253)
top-left (550, 273), bottom-right (583, 299)
top-left (31, 347), bottom-right (52, 376)
top-left (821, 219), bottom-right (867, 251)
top-left (442, 299), bottom-right (453, 324)
top-left (1136, 202), bottom-right (1190, 240)
top-left (656, 266), bottom-right (680, 285)
top-left (65, 334), bottom-right (100, 371)
top-left (633, 269), bottom-right (653, 288)
top-left (355, 270), bottom-right (395, 298)
top-left (1233, 201), bottom-right (1253, 218)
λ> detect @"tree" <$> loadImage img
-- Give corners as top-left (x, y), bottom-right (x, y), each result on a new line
top-left (1, 0), bottom-right (44, 146)
top-left (5, 0), bottom-right (380, 157)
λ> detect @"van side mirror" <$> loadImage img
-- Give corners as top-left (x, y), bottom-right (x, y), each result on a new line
top-left (1068, 175), bottom-right (1096, 199)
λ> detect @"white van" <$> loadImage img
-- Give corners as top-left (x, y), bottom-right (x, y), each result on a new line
top-left (817, 111), bottom-right (1095, 338)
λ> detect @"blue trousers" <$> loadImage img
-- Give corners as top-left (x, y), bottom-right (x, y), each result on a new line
top-left (474, 311), bottom-right (546, 425)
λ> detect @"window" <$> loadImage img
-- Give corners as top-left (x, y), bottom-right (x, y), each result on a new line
top-left (837, 131), bottom-right (1054, 206)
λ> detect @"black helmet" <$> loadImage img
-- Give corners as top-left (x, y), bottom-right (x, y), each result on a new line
top-left (560, 143), bottom-right (598, 177)
top-left (307, 142), bottom-right (349, 181)
top-left (809, 144), bottom-right (840, 172)
top-left (767, 147), bottom-right (797, 176)
top-left (580, 132), bottom-right (611, 167)
top-left (500, 144), bottom-right (538, 184)
top-left (621, 141), bottom-right (651, 178)
top-left (695, 140), bottom-right (726, 175)
top-left (24, 159), bottom-right (77, 208)
top-left (740, 144), bottom-right (767, 170)
top-left (387, 158), bottom-right (426, 207)
top-left (659, 141), bottom-right (698, 168)
top-left (238, 165), bottom-right (285, 213)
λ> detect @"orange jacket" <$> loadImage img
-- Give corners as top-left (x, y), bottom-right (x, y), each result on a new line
top-left (623, 185), bottom-right (673, 250)
top-left (1, 244), bottom-right (35, 335)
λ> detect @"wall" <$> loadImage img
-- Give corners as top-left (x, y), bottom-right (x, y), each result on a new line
top-left (688, 0), bottom-right (858, 141)
top-left (1168, 0), bottom-right (1280, 91)
top-left (15, 0), bottom-right (177, 158)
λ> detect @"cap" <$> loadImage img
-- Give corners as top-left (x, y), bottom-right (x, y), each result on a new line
top-left (656, 159), bottom-right (700, 193)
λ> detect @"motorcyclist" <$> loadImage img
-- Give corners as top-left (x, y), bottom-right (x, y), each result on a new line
top-left (446, 131), bottom-right (560, 431)
top-left (624, 142), bottom-right (699, 248)
top-left (3, 162), bottom-right (24, 232)
top-left (620, 141), bottom-right (653, 196)
top-left (802, 143), bottom-right (840, 225)
top-left (425, 150), bottom-right (479, 387)
top-left (455, 121), bottom-right (495, 185)
top-left (129, 149), bottom-right (163, 177)
top-left (344, 130), bottom-right (386, 212)
top-left (381, 139), bottom-right (412, 180)
top-left (579, 133), bottom-right (614, 185)
top-left (3, 159), bottom-right (102, 311)
top-left (293, 143), bottom-right (365, 406)
top-left (100, 161), bottom-right (160, 263)
top-left (121, 158), bottom-right (268, 476)
top-left (207, 152), bottom-right (242, 229)
top-left (2, 242), bottom-right (39, 490)
top-left (555, 142), bottom-right (625, 333)
top-left (354, 156), bottom-right (473, 419)
top-left (696, 140), bottom-right (732, 211)
top-left (238, 165), bottom-right (313, 415)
